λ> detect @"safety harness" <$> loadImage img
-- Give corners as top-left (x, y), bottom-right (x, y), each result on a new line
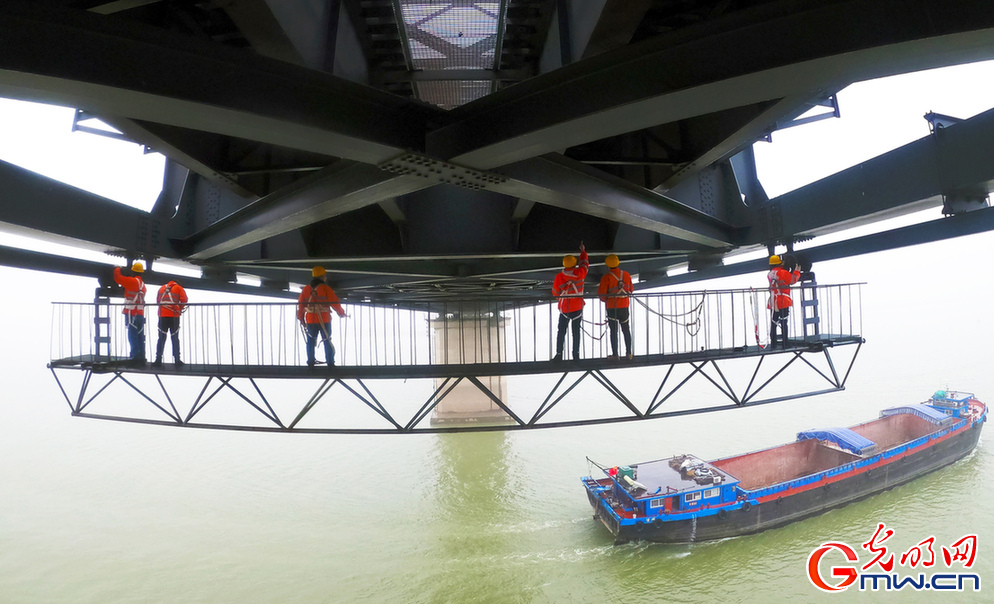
top-left (557, 270), bottom-right (584, 297)
top-left (158, 282), bottom-right (185, 315)
top-left (767, 268), bottom-right (793, 310)
top-left (303, 285), bottom-right (333, 322)
top-left (156, 282), bottom-right (184, 339)
top-left (603, 270), bottom-right (629, 298)
top-left (123, 277), bottom-right (146, 315)
top-left (602, 270), bottom-right (631, 325)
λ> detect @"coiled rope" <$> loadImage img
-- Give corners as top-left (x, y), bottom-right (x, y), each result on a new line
top-left (632, 293), bottom-right (706, 337)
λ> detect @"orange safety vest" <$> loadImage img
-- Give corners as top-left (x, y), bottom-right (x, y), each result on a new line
top-left (114, 267), bottom-right (146, 316)
top-left (552, 250), bottom-right (589, 313)
top-left (297, 283), bottom-right (345, 324)
top-left (598, 268), bottom-right (632, 309)
top-left (767, 267), bottom-right (800, 311)
top-left (157, 281), bottom-right (188, 318)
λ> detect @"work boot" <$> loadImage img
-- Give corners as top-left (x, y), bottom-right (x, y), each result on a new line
top-left (151, 357), bottom-right (163, 368)
top-left (552, 352), bottom-right (563, 362)
top-left (175, 358), bottom-right (185, 367)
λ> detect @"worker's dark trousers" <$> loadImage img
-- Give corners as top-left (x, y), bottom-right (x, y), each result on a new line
top-left (155, 316), bottom-right (181, 362)
top-left (305, 322), bottom-right (335, 365)
top-left (126, 314), bottom-right (146, 361)
top-left (607, 307), bottom-right (632, 357)
top-left (556, 310), bottom-right (583, 359)
top-left (770, 309), bottom-right (790, 348)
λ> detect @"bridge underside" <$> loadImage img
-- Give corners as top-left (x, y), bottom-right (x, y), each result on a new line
top-left (50, 336), bottom-right (862, 434)
top-left (2, 1), bottom-right (994, 300)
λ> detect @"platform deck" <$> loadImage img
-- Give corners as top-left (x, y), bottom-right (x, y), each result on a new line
top-left (49, 335), bottom-right (862, 379)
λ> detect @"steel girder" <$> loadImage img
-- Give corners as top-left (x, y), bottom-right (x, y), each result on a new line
top-left (773, 105), bottom-right (994, 241)
top-left (5, 0), bottom-right (993, 173)
top-left (0, 243), bottom-right (300, 299)
top-left (638, 205), bottom-right (994, 289)
top-left (184, 155), bottom-right (736, 261)
top-left (641, 211), bottom-right (994, 291)
top-left (427, 0), bottom-right (994, 169)
top-left (634, 104), bottom-right (994, 287)
top-left (181, 161), bottom-right (434, 260)
top-left (0, 1), bottom-right (437, 164)
top-left (0, 159), bottom-right (164, 256)
top-left (491, 154), bottom-right (735, 247)
top-left (1, 1), bottom-right (994, 295)
top-left (0, 153), bottom-right (693, 290)
top-left (657, 92), bottom-right (840, 192)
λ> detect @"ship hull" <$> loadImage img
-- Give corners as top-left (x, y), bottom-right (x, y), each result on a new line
top-left (591, 415), bottom-right (984, 544)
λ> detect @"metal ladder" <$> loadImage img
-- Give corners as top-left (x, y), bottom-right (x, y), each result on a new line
top-left (93, 288), bottom-right (112, 360)
top-left (799, 273), bottom-right (820, 338)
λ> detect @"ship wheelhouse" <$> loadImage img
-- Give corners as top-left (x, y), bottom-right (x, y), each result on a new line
top-left (606, 455), bottom-right (740, 516)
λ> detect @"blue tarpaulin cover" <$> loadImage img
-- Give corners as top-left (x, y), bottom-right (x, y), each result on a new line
top-left (796, 427), bottom-right (877, 455)
top-left (880, 403), bottom-right (951, 425)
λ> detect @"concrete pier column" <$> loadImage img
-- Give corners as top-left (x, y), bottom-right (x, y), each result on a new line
top-left (430, 312), bottom-right (512, 425)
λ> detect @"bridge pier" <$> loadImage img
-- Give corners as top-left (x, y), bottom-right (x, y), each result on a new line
top-left (430, 313), bottom-right (511, 424)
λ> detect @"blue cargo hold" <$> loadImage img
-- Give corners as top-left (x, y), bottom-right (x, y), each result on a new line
top-left (796, 427), bottom-right (876, 455)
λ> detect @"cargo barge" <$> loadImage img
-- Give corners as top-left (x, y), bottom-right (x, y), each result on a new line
top-left (582, 390), bottom-right (987, 544)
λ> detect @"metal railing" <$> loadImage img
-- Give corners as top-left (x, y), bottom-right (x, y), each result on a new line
top-left (50, 283), bottom-right (863, 368)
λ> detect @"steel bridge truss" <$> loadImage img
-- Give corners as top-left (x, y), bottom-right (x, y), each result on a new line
top-left (49, 340), bottom-right (862, 434)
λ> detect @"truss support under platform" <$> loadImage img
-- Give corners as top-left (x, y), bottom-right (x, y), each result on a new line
top-left (49, 338), bottom-right (863, 434)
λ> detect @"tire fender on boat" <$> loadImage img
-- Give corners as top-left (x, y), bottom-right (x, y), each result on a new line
top-left (741, 501), bottom-right (752, 512)
top-left (717, 509), bottom-right (729, 520)
top-left (635, 521), bottom-right (645, 533)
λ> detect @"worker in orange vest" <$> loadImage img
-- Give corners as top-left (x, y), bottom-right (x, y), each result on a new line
top-left (767, 254), bottom-right (801, 349)
top-left (297, 266), bottom-right (346, 366)
top-left (114, 261), bottom-right (147, 366)
top-left (551, 243), bottom-right (589, 361)
top-left (152, 280), bottom-right (188, 368)
top-left (598, 254), bottom-right (634, 359)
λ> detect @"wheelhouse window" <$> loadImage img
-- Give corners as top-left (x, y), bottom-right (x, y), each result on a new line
top-left (685, 491), bottom-right (701, 503)
top-left (703, 488), bottom-right (720, 499)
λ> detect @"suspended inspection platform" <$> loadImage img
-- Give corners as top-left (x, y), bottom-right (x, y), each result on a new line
top-left (48, 283), bottom-right (864, 434)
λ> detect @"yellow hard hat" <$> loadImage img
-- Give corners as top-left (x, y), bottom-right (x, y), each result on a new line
top-left (131, 262), bottom-right (144, 273)
top-left (312, 266), bottom-right (326, 277)
top-left (563, 255), bottom-right (577, 268)
top-left (768, 255), bottom-right (781, 266)
top-left (605, 254), bottom-right (620, 268)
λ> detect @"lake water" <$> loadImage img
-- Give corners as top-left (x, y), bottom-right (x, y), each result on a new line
top-left (1, 233), bottom-right (992, 603)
